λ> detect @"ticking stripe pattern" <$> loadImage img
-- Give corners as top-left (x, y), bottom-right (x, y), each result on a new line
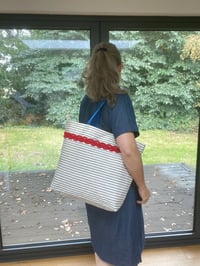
top-left (51, 121), bottom-right (145, 212)
top-left (64, 131), bottom-right (121, 153)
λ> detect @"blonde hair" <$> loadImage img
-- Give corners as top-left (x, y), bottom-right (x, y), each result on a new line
top-left (84, 42), bottom-right (126, 105)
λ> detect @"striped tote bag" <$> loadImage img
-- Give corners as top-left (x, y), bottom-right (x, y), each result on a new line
top-left (50, 101), bottom-right (145, 212)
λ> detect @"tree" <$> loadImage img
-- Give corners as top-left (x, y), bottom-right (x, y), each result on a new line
top-left (181, 33), bottom-right (200, 110)
top-left (6, 29), bottom-right (90, 126)
top-left (111, 31), bottom-right (200, 130)
top-left (0, 29), bottom-right (28, 124)
top-left (1, 29), bottom-right (199, 130)
top-left (181, 34), bottom-right (200, 62)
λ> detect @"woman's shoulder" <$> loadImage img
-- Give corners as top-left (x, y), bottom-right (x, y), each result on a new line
top-left (81, 94), bottom-right (90, 104)
top-left (115, 92), bottom-right (132, 106)
top-left (80, 95), bottom-right (95, 109)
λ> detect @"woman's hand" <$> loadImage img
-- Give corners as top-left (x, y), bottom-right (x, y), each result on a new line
top-left (137, 185), bottom-right (151, 204)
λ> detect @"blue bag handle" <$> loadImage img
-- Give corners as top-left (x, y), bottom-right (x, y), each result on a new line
top-left (87, 100), bottom-right (106, 126)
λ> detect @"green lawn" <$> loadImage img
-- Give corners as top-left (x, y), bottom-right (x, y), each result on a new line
top-left (0, 126), bottom-right (198, 172)
top-left (0, 126), bottom-right (63, 171)
top-left (138, 130), bottom-right (198, 167)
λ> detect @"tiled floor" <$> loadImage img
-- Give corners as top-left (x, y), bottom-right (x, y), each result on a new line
top-left (1, 245), bottom-right (200, 266)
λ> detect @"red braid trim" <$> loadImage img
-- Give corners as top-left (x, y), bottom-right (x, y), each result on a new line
top-left (64, 131), bottom-right (120, 153)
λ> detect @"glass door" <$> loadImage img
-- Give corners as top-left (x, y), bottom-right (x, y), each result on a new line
top-left (0, 29), bottom-right (91, 246)
top-left (0, 15), bottom-right (200, 262)
top-left (109, 30), bottom-right (199, 234)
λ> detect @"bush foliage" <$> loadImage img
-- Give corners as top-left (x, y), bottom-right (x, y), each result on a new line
top-left (0, 29), bottom-right (199, 130)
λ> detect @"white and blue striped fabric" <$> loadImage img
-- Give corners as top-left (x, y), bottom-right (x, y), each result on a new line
top-left (51, 121), bottom-right (145, 212)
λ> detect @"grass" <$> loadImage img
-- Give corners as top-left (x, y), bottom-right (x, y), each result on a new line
top-left (138, 130), bottom-right (198, 167)
top-left (0, 126), bottom-right (63, 171)
top-left (0, 126), bottom-right (198, 172)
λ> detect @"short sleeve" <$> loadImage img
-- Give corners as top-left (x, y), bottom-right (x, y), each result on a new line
top-left (111, 94), bottom-right (139, 139)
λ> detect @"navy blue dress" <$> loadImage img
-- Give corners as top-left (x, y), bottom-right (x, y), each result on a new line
top-left (79, 94), bottom-right (144, 266)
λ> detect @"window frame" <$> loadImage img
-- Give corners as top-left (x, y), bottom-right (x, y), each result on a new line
top-left (0, 14), bottom-right (199, 262)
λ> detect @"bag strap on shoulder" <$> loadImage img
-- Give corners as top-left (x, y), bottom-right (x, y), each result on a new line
top-left (87, 100), bottom-right (106, 126)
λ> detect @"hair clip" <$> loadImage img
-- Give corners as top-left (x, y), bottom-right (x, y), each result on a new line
top-left (96, 47), bottom-right (107, 52)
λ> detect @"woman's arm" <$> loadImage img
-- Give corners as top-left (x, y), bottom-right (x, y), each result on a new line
top-left (116, 132), bottom-right (151, 204)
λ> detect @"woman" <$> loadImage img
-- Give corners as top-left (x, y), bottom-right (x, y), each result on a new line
top-left (79, 42), bottom-right (151, 266)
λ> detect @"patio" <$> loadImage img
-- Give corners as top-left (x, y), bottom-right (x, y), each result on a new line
top-left (0, 162), bottom-right (195, 246)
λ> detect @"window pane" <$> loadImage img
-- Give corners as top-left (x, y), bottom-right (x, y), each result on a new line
top-left (110, 31), bottom-right (199, 234)
top-left (0, 29), bottom-right (90, 245)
